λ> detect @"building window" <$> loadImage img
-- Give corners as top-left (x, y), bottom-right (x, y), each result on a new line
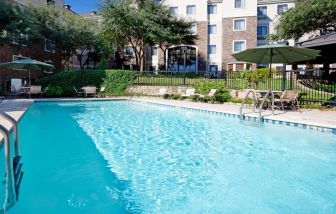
top-left (186, 5), bottom-right (196, 15)
top-left (277, 4), bottom-right (288, 15)
top-left (208, 24), bottom-right (217, 34)
top-left (233, 41), bottom-right (245, 52)
top-left (13, 55), bottom-right (27, 70)
top-left (45, 39), bottom-right (55, 53)
top-left (208, 45), bottom-right (216, 54)
top-left (236, 63), bottom-right (244, 71)
top-left (151, 47), bottom-right (158, 56)
top-left (235, 0), bottom-right (245, 8)
top-left (169, 7), bottom-right (178, 16)
top-left (13, 33), bottom-right (28, 46)
top-left (124, 46), bottom-right (134, 56)
top-left (257, 25), bottom-right (268, 37)
top-left (208, 5), bottom-right (217, 14)
top-left (47, 0), bottom-right (56, 6)
top-left (209, 64), bottom-right (218, 72)
top-left (233, 19), bottom-right (246, 31)
top-left (257, 6), bottom-right (267, 20)
top-left (189, 23), bottom-right (197, 34)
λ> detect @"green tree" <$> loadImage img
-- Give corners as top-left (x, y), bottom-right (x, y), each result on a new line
top-left (272, 0), bottom-right (336, 40)
top-left (101, 0), bottom-right (196, 71)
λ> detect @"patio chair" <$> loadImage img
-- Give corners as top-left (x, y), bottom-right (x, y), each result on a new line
top-left (274, 90), bottom-right (300, 111)
top-left (198, 89), bottom-right (217, 101)
top-left (181, 88), bottom-right (195, 98)
top-left (40, 87), bottom-right (48, 97)
top-left (28, 86), bottom-right (42, 98)
top-left (98, 86), bottom-right (106, 97)
top-left (73, 86), bottom-right (84, 97)
top-left (9, 85), bottom-right (20, 97)
top-left (83, 86), bottom-right (97, 97)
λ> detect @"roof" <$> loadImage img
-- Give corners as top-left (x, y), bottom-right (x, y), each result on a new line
top-left (298, 32), bottom-right (336, 48)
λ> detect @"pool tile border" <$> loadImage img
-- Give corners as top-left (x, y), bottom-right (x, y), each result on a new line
top-left (34, 98), bottom-right (336, 134)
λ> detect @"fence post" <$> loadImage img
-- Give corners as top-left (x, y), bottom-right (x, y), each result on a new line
top-left (282, 64), bottom-right (286, 91)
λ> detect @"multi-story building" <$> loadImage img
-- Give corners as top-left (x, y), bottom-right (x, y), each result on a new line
top-left (0, 0), bottom-right (66, 94)
top-left (143, 0), bottom-right (296, 73)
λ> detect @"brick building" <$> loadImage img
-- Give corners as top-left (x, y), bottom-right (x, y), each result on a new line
top-left (0, 0), bottom-right (65, 95)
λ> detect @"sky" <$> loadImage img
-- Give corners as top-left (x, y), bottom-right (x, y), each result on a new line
top-left (64, 0), bottom-right (100, 14)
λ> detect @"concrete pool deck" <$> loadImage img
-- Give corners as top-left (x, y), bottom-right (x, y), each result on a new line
top-left (0, 97), bottom-right (335, 142)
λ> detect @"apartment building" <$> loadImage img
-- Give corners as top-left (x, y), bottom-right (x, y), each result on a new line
top-left (0, 0), bottom-right (65, 94)
top-left (143, 0), bottom-right (296, 72)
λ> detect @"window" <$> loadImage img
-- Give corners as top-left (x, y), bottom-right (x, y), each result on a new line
top-left (13, 33), bottom-right (28, 46)
top-left (189, 23), bottom-right (197, 34)
top-left (208, 45), bottom-right (216, 54)
top-left (124, 46), bottom-right (133, 56)
top-left (209, 65), bottom-right (218, 72)
top-left (277, 4), bottom-right (288, 14)
top-left (186, 5), bottom-right (196, 15)
top-left (13, 55), bottom-right (27, 70)
top-left (233, 41), bottom-right (245, 52)
top-left (208, 24), bottom-right (217, 34)
top-left (235, 0), bottom-right (245, 8)
top-left (257, 6), bottom-right (267, 19)
top-left (169, 7), bottom-right (178, 16)
top-left (208, 5), bottom-right (217, 14)
top-left (45, 39), bottom-right (55, 53)
top-left (236, 63), bottom-right (244, 71)
top-left (257, 25), bottom-right (268, 36)
top-left (233, 19), bottom-right (246, 31)
top-left (151, 47), bottom-right (158, 56)
top-left (47, 0), bottom-right (56, 6)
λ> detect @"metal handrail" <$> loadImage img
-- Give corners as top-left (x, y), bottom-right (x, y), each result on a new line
top-left (258, 90), bottom-right (275, 120)
top-left (0, 113), bottom-right (20, 156)
top-left (0, 124), bottom-right (17, 214)
top-left (239, 89), bottom-right (257, 118)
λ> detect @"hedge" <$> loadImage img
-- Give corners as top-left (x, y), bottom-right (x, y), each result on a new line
top-left (36, 69), bottom-right (136, 96)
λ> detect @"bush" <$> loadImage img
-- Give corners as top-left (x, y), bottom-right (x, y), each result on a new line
top-left (171, 94), bottom-right (181, 100)
top-left (46, 86), bottom-right (63, 97)
top-left (163, 94), bottom-right (170, 99)
top-left (36, 69), bottom-right (136, 96)
top-left (191, 80), bottom-right (231, 103)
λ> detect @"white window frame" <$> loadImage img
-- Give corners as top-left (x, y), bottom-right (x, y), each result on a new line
top-left (207, 5), bottom-right (217, 14)
top-left (232, 40), bottom-right (246, 53)
top-left (12, 55), bottom-right (27, 71)
top-left (169, 6), bottom-right (178, 16)
top-left (233, 18), bottom-right (246, 31)
top-left (186, 5), bottom-right (196, 15)
top-left (208, 24), bottom-right (217, 34)
top-left (189, 23), bottom-right (197, 35)
top-left (151, 46), bottom-right (158, 56)
top-left (208, 45), bottom-right (216, 55)
top-left (234, 0), bottom-right (245, 9)
top-left (45, 39), bottom-right (55, 53)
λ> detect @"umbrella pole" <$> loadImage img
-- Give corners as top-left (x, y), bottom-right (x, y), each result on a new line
top-left (28, 67), bottom-right (31, 86)
top-left (269, 48), bottom-right (273, 90)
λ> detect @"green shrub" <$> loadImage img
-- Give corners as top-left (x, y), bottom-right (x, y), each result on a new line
top-left (46, 86), bottom-right (63, 97)
top-left (191, 80), bottom-right (231, 103)
top-left (36, 69), bottom-right (136, 96)
top-left (163, 94), bottom-right (170, 99)
top-left (171, 94), bottom-right (181, 100)
top-left (190, 95), bottom-right (199, 102)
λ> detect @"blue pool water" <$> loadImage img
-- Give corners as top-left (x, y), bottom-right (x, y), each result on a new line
top-left (3, 101), bottom-right (336, 213)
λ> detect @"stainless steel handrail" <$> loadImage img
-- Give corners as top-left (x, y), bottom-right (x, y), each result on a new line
top-left (0, 124), bottom-right (17, 214)
top-left (239, 89), bottom-right (257, 118)
top-left (258, 90), bottom-right (274, 120)
top-left (0, 113), bottom-right (20, 156)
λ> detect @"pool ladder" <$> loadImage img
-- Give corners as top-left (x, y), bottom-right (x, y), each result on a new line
top-left (0, 112), bottom-right (23, 214)
top-left (239, 89), bottom-right (274, 121)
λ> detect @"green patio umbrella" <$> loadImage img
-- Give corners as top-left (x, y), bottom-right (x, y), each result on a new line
top-left (232, 44), bottom-right (320, 89)
top-left (0, 58), bottom-right (54, 85)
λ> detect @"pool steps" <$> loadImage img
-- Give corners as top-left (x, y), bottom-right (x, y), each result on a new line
top-left (0, 112), bottom-right (23, 214)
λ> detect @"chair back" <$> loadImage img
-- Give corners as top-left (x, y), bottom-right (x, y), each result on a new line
top-left (29, 86), bottom-right (42, 94)
top-left (84, 86), bottom-right (97, 94)
top-left (208, 89), bottom-right (217, 96)
top-left (185, 88), bottom-right (195, 96)
top-left (282, 90), bottom-right (299, 100)
top-left (73, 86), bottom-right (78, 93)
top-left (100, 87), bottom-right (106, 92)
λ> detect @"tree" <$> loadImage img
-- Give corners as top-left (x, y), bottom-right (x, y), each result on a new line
top-left (272, 0), bottom-right (336, 40)
top-left (101, 0), bottom-right (196, 71)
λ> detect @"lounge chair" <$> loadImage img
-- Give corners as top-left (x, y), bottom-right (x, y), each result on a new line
top-left (98, 86), bottom-right (106, 97)
top-left (181, 88), bottom-right (195, 98)
top-left (199, 89), bottom-right (217, 101)
top-left (73, 86), bottom-right (84, 97)
top-left (274, 90), bottom-right (300, 111)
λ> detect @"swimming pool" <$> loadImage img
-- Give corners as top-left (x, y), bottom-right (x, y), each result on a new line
top-left (3, 100), bottom-right (336, 213)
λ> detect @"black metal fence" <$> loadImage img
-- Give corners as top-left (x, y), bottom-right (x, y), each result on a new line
top-left (133, 70), bottom-right (336, 105)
